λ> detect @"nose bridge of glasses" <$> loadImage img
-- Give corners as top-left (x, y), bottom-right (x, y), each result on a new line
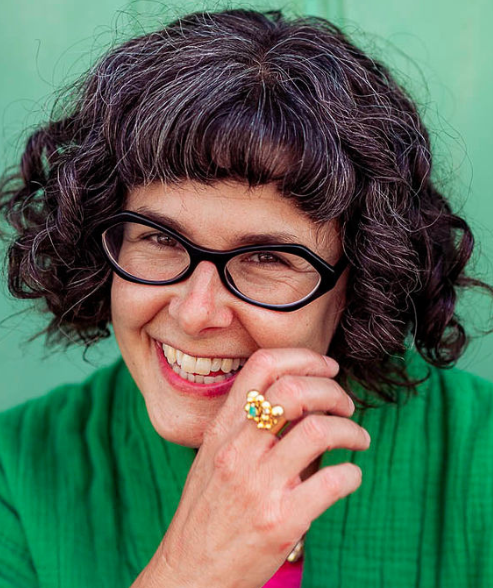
top-left (186, 245), bottom-right (232, 278)
top-left (185, 254), bottom-right (229, 291)
top-left (172, 258), bottom-right (239, 316)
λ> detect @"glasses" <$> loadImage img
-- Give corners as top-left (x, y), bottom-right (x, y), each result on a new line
top-left (100, 211), bottom-right (348, 311)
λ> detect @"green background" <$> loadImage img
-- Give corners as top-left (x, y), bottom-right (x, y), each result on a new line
top-left (1, 0), bottom-right (492, 410)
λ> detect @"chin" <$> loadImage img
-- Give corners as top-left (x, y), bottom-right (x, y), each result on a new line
top-left (142, 386), bottom-right (225, 449)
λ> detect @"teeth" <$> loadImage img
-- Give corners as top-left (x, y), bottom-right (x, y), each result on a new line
top-left (221, 358), bottom-right (233, 373)
top-left (161, 342), bottom-right (247, 381)
top-left (195, 357), bottom-right (212, 375)
top-left (181, 353), bottom-right (197, 373)
top-left (177, 370), bottom-right (231, 384)
top-left (210, 358), bottom-right (222, 372)
top-left (167, 346), bottom-right (176, 364)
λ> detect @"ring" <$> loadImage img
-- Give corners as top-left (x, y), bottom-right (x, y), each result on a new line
top-left (244, 390), bottom-right (287, 435)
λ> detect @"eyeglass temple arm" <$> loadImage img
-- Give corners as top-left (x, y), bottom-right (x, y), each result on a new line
top-left (333, 254), bottom-right (349, 276)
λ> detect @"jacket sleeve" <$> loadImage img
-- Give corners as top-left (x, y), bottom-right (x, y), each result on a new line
top-left (0, 439), bottom-right (38, 586)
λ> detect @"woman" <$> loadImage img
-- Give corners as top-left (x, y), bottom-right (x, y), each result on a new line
top-left (1, 8), bottom-right (492, 587)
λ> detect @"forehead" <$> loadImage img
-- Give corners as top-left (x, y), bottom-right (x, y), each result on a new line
top-left (125, 180), bottom-right (340, 253)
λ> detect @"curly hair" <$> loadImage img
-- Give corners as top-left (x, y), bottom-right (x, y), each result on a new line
top-left (1, 8), bottom-right (491, 404)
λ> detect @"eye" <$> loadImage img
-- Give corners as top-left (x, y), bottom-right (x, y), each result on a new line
top-left (140, 231), bottom-right (178, 248)
top-left (232, 250), bottom-right (316, 274)
top-left (243, 251), bottom-right (292, 268)
top-left (153, 233), bottom-right (177, 247)
top-left (247, 252), bottom-right (289, 265)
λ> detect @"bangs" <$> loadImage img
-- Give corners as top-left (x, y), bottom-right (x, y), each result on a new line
top-left (96, 29), bottom-right (356, 221)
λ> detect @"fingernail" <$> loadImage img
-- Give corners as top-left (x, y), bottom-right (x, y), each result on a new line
top-left (323, 356), bottom-right (339, 374)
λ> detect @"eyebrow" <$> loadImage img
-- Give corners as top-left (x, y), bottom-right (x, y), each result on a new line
top-left (131, 207), bottom-right (302, 247)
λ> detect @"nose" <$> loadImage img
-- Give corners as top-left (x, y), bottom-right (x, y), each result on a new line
top-left (167, 261), bottom-right (236, 336)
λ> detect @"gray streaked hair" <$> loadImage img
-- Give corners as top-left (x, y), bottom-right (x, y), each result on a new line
top-left (2, 8), bottom-right (491, 404)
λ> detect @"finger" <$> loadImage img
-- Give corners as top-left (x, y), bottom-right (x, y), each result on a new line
top-left (234, 370), bottom-right (354, 451)
top-left (208, 349), bottom-right (341, 452)
top-left (287, 463), bottom-right (363, 524)
top-left (269, 415), bottom-right (370, 481)
top-left (223, 348), bottom-right (340, 418)
top-left (263, 375), bottom-right (355, 421)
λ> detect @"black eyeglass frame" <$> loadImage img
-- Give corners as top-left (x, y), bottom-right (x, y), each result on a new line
top-left (100, 211), bottom-right (348, 312)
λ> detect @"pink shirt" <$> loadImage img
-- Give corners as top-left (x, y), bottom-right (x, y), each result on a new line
top-left (262, 559), bottom-right (303, 588)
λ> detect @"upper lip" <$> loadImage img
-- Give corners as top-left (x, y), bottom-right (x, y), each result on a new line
top-left (154, 339), bottom-right (250, 359)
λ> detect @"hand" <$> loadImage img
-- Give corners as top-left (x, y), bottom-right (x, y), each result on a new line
top-left (137, 348), bottom-right (370, 588)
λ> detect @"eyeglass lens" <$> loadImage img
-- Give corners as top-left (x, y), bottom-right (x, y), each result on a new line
top-left (103, 222), bottom-right (322, 306)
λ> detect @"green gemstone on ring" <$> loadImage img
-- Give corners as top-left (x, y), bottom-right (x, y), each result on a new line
top-left (249, 404), bottom-right (258, 417)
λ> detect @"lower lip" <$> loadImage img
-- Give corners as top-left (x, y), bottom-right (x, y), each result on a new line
top-left (155, 341), bottom-right (239, 398)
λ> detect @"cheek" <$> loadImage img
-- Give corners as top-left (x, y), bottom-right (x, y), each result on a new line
top-left (290, 279), bottom-right (348, 353)
top-left (317, 275), bottom-right (348, 349)
top-left (110, 277), bottom-right (165, 334)
top-left (238, 285), bottom-right (346, 355)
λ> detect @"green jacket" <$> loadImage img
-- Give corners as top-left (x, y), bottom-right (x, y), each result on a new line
top-left (1, 353), bottom-right (492, 587)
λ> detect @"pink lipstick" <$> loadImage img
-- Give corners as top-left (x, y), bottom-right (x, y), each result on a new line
top-left (155, 341), bottom-right (240, 397)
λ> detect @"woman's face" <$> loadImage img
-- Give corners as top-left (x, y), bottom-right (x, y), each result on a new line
top-left (111, 181), bottom-right (348, 447)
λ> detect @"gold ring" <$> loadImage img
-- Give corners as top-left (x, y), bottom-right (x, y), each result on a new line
top-left (244, 390), bottom-right (287, 435)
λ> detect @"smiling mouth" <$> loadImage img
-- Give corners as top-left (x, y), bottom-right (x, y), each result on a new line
top-left (161, 343), bottom-right (248, 384)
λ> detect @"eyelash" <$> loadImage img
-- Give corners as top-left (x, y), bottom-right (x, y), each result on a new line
top-left (243, 252), bottom-right (288, 266)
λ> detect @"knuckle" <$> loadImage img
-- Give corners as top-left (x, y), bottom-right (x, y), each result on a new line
top-left (322, 464), bottom-right (362, 498)
top-left (254, 502), bottom-right (284, 534)
top-left (321, 470), bottom-right (344, 497)
top-left (328, 420), bottom-right (370, 451)
top-left (213, 441), bottom-right (240, 479)
top-left (275, 375), bottom-right (304, 405)
top-left (248, 349), bottom-right (277, 373)
top-left (300, 414), bottom-right (327, 446)
top-left (327, 382), bottom-right (354, 415)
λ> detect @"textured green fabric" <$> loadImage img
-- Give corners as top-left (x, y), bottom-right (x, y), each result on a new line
top-left (0, 353), bottom-right (492, 587)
